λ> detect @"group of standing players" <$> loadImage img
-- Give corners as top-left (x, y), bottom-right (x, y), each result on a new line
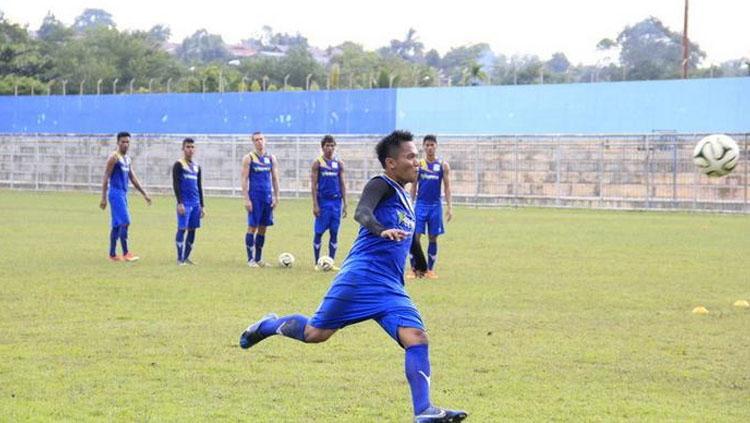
top-left (100, 130), bottom-right (465, 422)
top-left (100, 131), bottom-right (453, 278)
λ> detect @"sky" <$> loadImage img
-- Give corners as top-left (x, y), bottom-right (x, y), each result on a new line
top-left (1, 0), bottom-right (748, 65)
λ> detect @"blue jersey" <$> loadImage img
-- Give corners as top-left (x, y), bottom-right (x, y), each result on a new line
top-left (416, 158), bottom-right (443, 205)
top-left (337, 176), bottom-right (416, 290)
top-left (109, 152), bottom-right (131, 193)
top-left (247, 151), bottom-right (273, 199)
top-left (177, 159), bottom-right (201, 206)
top-left (316, 156), bottom-right (342, 200)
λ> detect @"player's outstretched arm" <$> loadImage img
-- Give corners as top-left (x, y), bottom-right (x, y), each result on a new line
top-left (339, 159), bottom-right (348, 217)
top-left (271, 155), bottom-right (280, 209)
top-left (129, 166), bottom-right (151, 205)
top-left (310, 160), bottom-right (320, 217)
top-left (241, 155), bottom-right (252, 212)
top-left (100, 155), bottom-right (116, 209)
top-left (443, 160), bottom-right (453, 221)
top-left (354, 177), bottom-right (398, 237)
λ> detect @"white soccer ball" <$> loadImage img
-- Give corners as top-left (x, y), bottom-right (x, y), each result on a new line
top-left (693, 134), bottom-right (740, 177)
top-left (317, 256), bottom-right (335, 271)
top-left (278, 252), bottom-right (295, 268)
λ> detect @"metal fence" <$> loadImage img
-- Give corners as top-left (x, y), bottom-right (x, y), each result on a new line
top-left (0, 133), bottom-right (747, 212)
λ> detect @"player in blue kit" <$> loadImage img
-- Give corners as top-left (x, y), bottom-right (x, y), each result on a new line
top-left (408, 135), bottom-right (453, 279)
top-left (241, 132), bottom-right (280, 267)
top-left (311, 135), bottom-right (348, 269)
top-left (99, 132), bottom-right (152, 262)
top-left (172, 138), bottom-right (205, 265)
top-left (239, 131), bottom-right (468, 422)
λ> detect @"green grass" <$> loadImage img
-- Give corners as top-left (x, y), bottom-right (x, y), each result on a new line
top-left (1, 190), bottom-right (749, 421)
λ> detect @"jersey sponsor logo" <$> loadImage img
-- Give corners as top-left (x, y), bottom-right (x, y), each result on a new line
top-left (397, 211), bottom-right (416, 230)
top-left (331, 161), bottom-right (339, 169)
top-left (433, 163), bottom-right (440, 172)
top-left (420, 174), bottom-right (440, 180)
top-left (321, 171), bottom-right (338, 177)
top-left (263, 157), bottom-right (270, 164)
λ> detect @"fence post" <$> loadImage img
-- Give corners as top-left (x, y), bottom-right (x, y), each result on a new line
top-left (295, 136), bottom-right (301, 198)
top-left (596, 139), bottom-right (609, 207)
top-left (34, 138), bottom-right (40, 191)
top-left (745, 133), bottom-right (748, 212)
top-left (554, 140), bottom-right (561, 206)
top-left (10, 138), bottom-right (15, 189)
top-left (232, 137), bottom-right (238, 197)
top-left (644, 135), bottom-right (650, 209)
top-left (513, 138), bottom-right (519, 206)
top-left (89, 136), bottom-right (95, 192)
top-left (473, 140), bottom-right (480, 206)
top-left (62, 139), bottom-right (67, 190)
top-left (672, 135), bottom-right (678, 208)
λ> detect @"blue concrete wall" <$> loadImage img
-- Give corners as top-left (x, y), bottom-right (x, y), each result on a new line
top-left (396, 77), bottom-right (750, 134)
top-left (0, 89), bottom-right (396, 134)
top-left (1, 78), bottom-right (748, 134)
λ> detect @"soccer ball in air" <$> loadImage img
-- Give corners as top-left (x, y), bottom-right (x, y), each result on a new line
top-left (278, 252), bottom-right (295, 268)
top-left (692, 134), bottom-right (740, 177)
top-left (317, 256), bottom-right (335, 271)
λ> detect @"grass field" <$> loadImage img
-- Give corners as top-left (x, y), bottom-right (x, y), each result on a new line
top-left (1, 189), bottom-right (749, 421)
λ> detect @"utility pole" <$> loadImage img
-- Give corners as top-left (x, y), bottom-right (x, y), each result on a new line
top-left (682, 0), bottom-right (689, 79)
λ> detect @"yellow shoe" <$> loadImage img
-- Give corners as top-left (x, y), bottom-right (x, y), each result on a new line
top-left (425, 271), bottom-right (439, 280)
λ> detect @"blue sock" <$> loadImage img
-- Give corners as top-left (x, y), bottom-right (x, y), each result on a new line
top-left (245, 233), bottom-right (255, 262)
top-left (258, 314), bottom-right (308, 342)
top-left (176, 229), bottom-right (186, 261)
top-left (254, 234), bottom-right (265, 262)
top-left (109, 227), bottom-right (119, 257)
top-left (184, 230), bottom-right (195, 260)
top-left (313, 233), bottom-right (322, 263)
top-left (119, 226), bottom-right (129, 255)
top-left (329, 230), bottom-right (338, 259)
top-left (427, 241), bottom-right (438, 271)
top-left (405, 344), bottom-right (432, 415)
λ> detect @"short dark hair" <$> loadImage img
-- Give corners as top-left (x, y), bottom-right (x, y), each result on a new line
top-left (321, 135), bottom-right (336, 148)
top-left (423, 134), bottom-right (437, 144)
top-left (182, 137), bottom-right (195, 147)
top-left (376, 130), bottom-right (413, 168)
top-left (116, 132), bottom-right (131, 142)
top-left (251, 131), bottom-right (263, 139)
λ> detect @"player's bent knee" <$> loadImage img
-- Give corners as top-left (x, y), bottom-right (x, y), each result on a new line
top-left (398, 327), bottom-right (429, 347)
top-left (304, 326), bottom-right (336, 343)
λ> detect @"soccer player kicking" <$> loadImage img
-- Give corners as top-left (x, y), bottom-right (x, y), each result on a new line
top-left (311, 135), bottom-right (348, 269)
top-left (99, 131), bottom-right (151, 262)
top-left (240, 131), bottom-right (468, 422)
top-left (172, 138), bottom-right (205, 265)
top-left (408, 135), bottom-right (453, 279)
top-left (241, 132), bottom-right (280, 267)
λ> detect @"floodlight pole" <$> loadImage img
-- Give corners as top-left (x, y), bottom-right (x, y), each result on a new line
top-left (682, 0), bottom-right (689, 79)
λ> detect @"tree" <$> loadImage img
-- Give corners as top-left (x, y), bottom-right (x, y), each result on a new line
top-left (73, 8), bottom-right (115, 33)
top-left (547, 52), bottom-right (570, 73)
top-left (385, 28), bottom-right (424, 63)
top-left (0, 13), bottom-right (50, 80)
top-left (147, 25), bottom-right (171, 43)
top-left (615, 17), bottom-right (705, 80)
top-left (177, 29), bottom-right (230, 63)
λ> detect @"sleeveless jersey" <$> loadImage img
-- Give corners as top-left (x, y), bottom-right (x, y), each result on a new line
top-left (177, 159), bottom-right (201, 206)
top-left (316, 156), bottom-right (342, 200)
top-left (416, 158), bottom-right (443, 205)
top-left (109, 152), bottom-right (131, 193)
top-left (340, 175), bottom-right (416, 285)
top-left (247, 151), bottom-right (273, 199)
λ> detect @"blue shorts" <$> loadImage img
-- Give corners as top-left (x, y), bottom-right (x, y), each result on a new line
top-left (314, 198), bottom-right (342, 234)
top-left (415, 202), bottom-right (444, 236)
top-left (247, 194), bottom-right (273, 228)
top-left (177, 204), bottom-right (202, 229)
top-left (309, 273), bottom-right (425, 345)
top-left (109, 191), bottom-right (130, 228)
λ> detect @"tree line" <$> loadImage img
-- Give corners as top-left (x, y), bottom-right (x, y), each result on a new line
top-left (1, 8), bottom-right (748, 95)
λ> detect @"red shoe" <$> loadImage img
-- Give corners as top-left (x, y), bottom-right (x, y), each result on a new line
top-left (109, 255), bottom-right (123, 262)
top-left (122, 252), bottom-right (140, 262)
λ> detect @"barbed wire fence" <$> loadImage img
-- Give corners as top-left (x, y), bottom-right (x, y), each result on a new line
top-left (0, 133), bottom-right (747, 212)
